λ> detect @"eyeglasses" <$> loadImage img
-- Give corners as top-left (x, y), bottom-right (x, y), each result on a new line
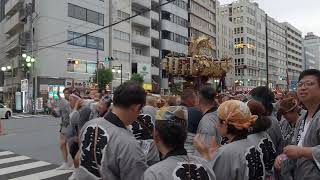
top-left (297, 81), bottom-right (317, 88)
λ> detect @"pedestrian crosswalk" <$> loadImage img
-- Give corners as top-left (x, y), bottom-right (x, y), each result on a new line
top-left (10, 114), bottom-right (50, 119)
top-left (0, 150), bottom-right (72, 180)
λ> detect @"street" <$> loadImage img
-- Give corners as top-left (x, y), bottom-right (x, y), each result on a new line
top-left (0, 115), bottom-right (72, 180)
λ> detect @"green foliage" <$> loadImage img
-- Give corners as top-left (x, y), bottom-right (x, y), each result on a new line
top-left (93, 69), bottom-right (113, 89)
top-left (130, 73), bottom-right (144, 85)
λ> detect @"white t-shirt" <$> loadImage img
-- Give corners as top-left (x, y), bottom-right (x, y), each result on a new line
top-left (298, 119), bottom-right (311, 146)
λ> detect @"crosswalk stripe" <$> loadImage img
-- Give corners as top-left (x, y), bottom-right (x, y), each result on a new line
top-left (11, 115), bottom-right (49, 118)
top-left (0, 151), bottom-right (14, 156)
top-left (9, 169), bottom-right (73, 180)
top-left (0, 161), bottom-right (51, 175)
top-left (0, 156), bottom-right (31, 165)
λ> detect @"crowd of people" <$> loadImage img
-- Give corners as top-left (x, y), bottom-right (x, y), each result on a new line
top-left (49, 69), bottom-right (320, 180)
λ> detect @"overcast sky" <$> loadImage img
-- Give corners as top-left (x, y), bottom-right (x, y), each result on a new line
top-left (220, 0), bottom-right (320, 37)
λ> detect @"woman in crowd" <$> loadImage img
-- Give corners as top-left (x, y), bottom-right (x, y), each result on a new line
top-left (249, 86), bottom-right (283, 154)
top-left (194, 100), bottom-right (264, 180)
top-left (247, 100), bottom-right (277, 179)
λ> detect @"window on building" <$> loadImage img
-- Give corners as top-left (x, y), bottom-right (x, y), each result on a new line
top-left (68, 3), bottom-right (104, 26)
top-left (113, 50), bottom-right (130, 62)
top-left (161, 11), bottom-right (187, 27)
top-left (114, 30), bottom-right (130, 41)
top-left (117, 10), bottom-right (130, 21)
top-left (67, 59), bottom-right (97, 74)
top-left (67, 31), bottom-right (104, 50)
top-left (161, 30), bottom-right (187, 45)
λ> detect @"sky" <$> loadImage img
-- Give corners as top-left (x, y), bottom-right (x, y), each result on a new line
top-left (220, 0), bottom-right (320, 37)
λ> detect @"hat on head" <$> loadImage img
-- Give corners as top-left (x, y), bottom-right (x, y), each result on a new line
top-left (278, 97), bottom-right (298, 115)
top-left (156, 106), bottom-right (188, 128)
top-left (217, 100), bottom-right (257, 130)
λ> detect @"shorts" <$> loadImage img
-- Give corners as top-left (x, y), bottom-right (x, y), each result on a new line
top-left (68, 139), bottom-right (79, 160)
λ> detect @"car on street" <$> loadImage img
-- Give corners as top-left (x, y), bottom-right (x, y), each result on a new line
top-left (0, 104), bottom-right (12, 119)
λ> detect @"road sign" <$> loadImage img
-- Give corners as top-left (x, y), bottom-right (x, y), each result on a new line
top-left (21, 79), bottom-right (28, 92)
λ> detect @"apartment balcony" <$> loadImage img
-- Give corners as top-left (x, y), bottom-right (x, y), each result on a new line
top-left (5, 33), bottom-right (20, 53)
top-left (151, 66), bottom-right (159, 75)
top-left (151, 48), bottom-right (159, 57)
top-left (151, 11), bottom-right (159, 21)
top-left (132, 15), bottom-right (151, 27)
top-left (161, 39), bottom-right (187, 55)
top-left (132, 0), bottom-right (151, 8)
top-left (5, 0), bottom-right (24, 16)
top-left (132, 54), bottom-right (151, 64)
top-left (151, 29), bottom-right (159, 39)
top-left (4, 11), bottom-right (25, 35)
top-left (132, 34), bottom-right (151, 46)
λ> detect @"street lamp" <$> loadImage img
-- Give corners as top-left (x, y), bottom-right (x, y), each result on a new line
top-left (112, 64), bottom-right (123, 85)
top-left (1, 67), bottom-right (6, 71)
top-left (30, 58), bottom-right (35, 63)
top-left (26, 56), bottom-right (31, 62)
top-left (7, 66), bottom-right (11, 70)
top-left (22, 53), bottom-right (27, 58)
top-left (26, 63), bottom-right (32, 67)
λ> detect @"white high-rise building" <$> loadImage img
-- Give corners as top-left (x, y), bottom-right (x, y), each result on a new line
top-left (219, 0), bottom-right (303, 90)
top-left (110, 0), bottom-right (161, 92)
top-left (220, 0), bottom-right (268, 90)
top-left (0, 0), bottom-right (163, 109)
top-left (1, 0), bottom-right (108, 107)
top-left (216, 1), bottom-right (235, 89)
top-left (267, 16), bottom-right (287, 89)
top-left (303, 32), bottom-right (320, 70)
top-left (189, 0), bottom-right (217, 57)
top-left (159, 0), bottom-right (188, 90)
top-left (283, 22), bottom-right (303, 82)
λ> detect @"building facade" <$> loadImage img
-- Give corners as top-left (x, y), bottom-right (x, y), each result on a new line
top-left (216, 1), bottom-right (235, 89)
top-left (303, 32), bottom-right (320, 70)
top-left (220, 0), bottom-right (268, 90)
top-left (0, 0), bottom-right (163, 109)
top-left (267, 16), bottom-right (287, 89)
top-left (0, 0), bottom-right (108, 109)
top-left (303, 48), bottom-right (316, 70)
top-left (189, 0), bottom-right (217, 57)
top-left (110, 0), bottom-right (161, 92)
top-left (160, 0), bottom-right (188, 90)
top-left (220, 0), bottom-right (304, 90)
top-left (283, 22), bottom-right (303, 82)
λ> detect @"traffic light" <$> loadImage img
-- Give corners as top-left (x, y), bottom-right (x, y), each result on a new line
top-left (67, 59), bottom-right (80, 65)
top-left (104, 56), bottom-right (114, 64)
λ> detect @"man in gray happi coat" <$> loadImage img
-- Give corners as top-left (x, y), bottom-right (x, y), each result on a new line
top-left (76, 81), bottom-right (148, 180)
top-left (279, 69), bottom-right (320, 180)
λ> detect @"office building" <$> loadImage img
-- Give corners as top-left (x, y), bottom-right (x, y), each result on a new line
top-left (283, 22), bottom-right (303, 82)
top-left (220, 0), bottom-right (267, 89)
top-left (303, 32), bottom-right (320, 69)
top-left (189, 0), bottom-right (217, 57)
top-left (216, 1), bottom-right (235, 88)
top-left (110, 0), bottom-right (161, 92)
top-left (267, 16), bottom-right (287, 89)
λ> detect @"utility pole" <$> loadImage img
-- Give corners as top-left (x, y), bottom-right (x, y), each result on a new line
top-left (96, 45), bottom-right (99, 85)
top-left (108, 0), bottom-right (113, 92)
top-left (26, 2), bottom-right (35, 114)
top-left (265, 13), bottom-right (269, 88)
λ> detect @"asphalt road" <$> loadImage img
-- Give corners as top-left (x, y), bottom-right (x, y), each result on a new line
top-left (0, 115), bottom-right (72, 180)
